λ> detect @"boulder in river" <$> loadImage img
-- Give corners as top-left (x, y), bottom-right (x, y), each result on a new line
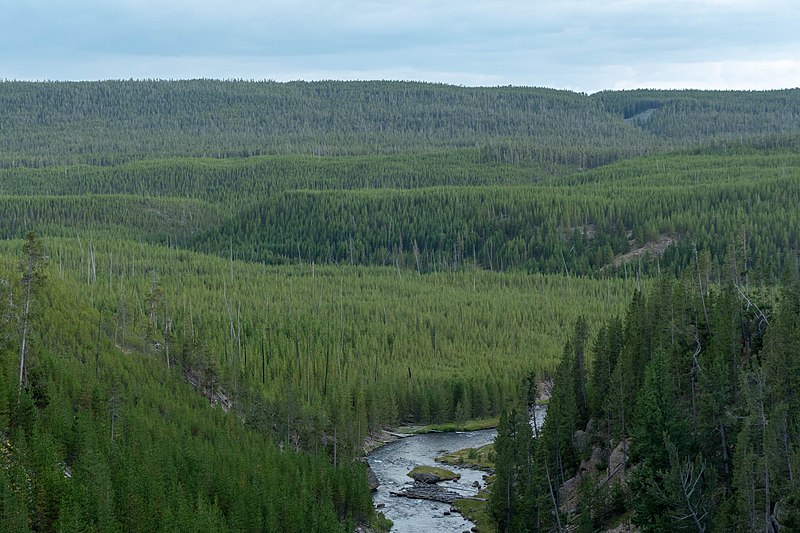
top-left (407, 465), bottom-right (460, 484)
top-left (367, 465), bottom-right (380, 491)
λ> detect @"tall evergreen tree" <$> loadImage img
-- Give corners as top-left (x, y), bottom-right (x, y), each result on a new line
top-left (491, 407), bottom-right (538, 532)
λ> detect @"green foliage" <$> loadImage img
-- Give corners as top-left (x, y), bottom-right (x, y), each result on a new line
top-left (631, 349), bottom-right (689, 469)
top-left (4, 81), bottom-right (800, 170)
top-left (437, 443), bottom-right (495, 471)
top-left (520, 268), bottom-right (800, 532)
top-left (587, 317), bottom-right (622, 421)
top-left (0, 80), bottom-right (658, 167)
top-left (3, 80), bottom-right (800, 532)
top-left (370, 511), bottom-right (393, 533)
top-left (539, 319), bottom-right (591, 488)
top-left (6, 236), bottom-right (630, 439)
top-left (595, 89), bottom-right (800, 144)
top-left (185, 149), bottom-right (800, 277)
top-left (490, 408), bottom-right (538, 532)
top-left (630, 443), bottom-right (715, 533)
top-left (0, 248), bottom-right (374, 532)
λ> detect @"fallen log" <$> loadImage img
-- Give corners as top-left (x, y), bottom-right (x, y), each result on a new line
top-left (389, 482), bottom-right (487, 504)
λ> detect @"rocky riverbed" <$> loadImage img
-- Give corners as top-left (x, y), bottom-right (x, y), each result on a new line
top-left (368, 429), bottom-right (496, 532)
top-left (367, 406), bottom-right (547, 532)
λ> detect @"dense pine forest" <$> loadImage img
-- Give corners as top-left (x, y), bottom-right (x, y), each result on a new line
top-left (0, 80), bottom-right (798, 532)
top-left (491, 267), bottom-right (800, 532)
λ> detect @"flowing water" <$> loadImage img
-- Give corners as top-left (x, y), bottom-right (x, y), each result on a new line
top-left (368, 406), bottom-right (546, 532)
top-left (368, 429), bottom-right (495, 532)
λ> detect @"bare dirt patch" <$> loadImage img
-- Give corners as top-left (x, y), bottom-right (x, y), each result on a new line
top-left (612, 235), bottom-right (675, 267)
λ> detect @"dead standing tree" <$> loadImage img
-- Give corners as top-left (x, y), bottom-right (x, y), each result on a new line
top-left (19, 232), bottom-right (47, 390)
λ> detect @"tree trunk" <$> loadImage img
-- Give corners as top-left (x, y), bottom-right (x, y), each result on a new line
top-left (18, 271), bottom-right (32, 389)
top-left (96, 310), bottom-right (102, 378)
top-left (544, 460), bottom-right (563, 533)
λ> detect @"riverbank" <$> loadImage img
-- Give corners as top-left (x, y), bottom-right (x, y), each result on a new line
top-left (397, 417), bottom-right (500, 435)
top-left (362, 417), bottom-right (500, 455)
top-left (363, 376), bottom-right (551, 455)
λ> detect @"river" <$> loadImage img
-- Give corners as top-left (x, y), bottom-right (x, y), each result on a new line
top-left (367, 406), bottom-right (546, 532)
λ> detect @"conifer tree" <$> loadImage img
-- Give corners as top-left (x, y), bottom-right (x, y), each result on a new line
top-left (491, 407), bottom-right (538, 532)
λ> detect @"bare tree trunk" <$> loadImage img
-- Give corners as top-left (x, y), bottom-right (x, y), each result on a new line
top-left (783, 411), bottom-right (794, 482)
top-left (694, 247), bottom-right (710, 334)
top-left (323, 341), bottom-right (329, 397)
top-left (110, 390), bottom-right (119, 444)
top-left (261, 336), bottom-right (266, 385)
top-left (164, 296), bottom-right (169, 368)
top-left (121, 288), bottom-right (127, 347)
top-left (286, 382), bottom-right (292, 449)
top-left (432, 325), bottom-right (438, 371)
top-left (96, 310), bottom-right (102, 378)
top-left (675, 456), bottom-right (706, 533)
top-left (691, 336), bottom-right (701, 438)
top-left (544, 460), bottom-right (563, 533)
top-left (294, 330), bottom-right (301, 380)
top-left (227, 300), bottom-right (235, 367)
top-left (18, 273), bottom-right (32, 390)
top-left (618, 370), bottom-right (628, 473)
top-left (349, 236), bottom-right (354, 265)
top-left (754, 370), bottom-right (772, 533)
top-left (237, 304), bottom-right (242, 375)
top-left (339, 284), bottom-right (344, 361)
top-left (305, 336), bottom-right (310, 403)
top-left (718, 417), bottom-right (731, 481)
top-left (90, 242), bottom-right (96, 284)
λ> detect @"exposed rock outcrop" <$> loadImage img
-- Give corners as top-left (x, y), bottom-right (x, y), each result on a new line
top-left (412, 472), bottom-right (442, 484)
top-left (367, 465), bottom-right (380, 491)
top-left (607, 439), bottom-right (630, 482)
top-left (559, 446), bottom-right (605, 514)
top-left (558, 437), bottom-right (631, 515)
top-left (407, 465), bottom-right (460, 484)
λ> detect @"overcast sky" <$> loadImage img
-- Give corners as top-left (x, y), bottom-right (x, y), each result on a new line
top-left (2, 0), bottom-right (799, 92)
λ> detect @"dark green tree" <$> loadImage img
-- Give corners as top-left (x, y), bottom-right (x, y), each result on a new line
top-left (491, 407), bottom-right (538, 532)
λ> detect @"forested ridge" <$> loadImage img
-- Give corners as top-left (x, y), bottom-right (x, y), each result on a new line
top-left (2, 81), bottom-right (800, 167)
top-left (191, 148), bottom-right (800, 277)
top-left (0, 80), bottom-right (798, 532)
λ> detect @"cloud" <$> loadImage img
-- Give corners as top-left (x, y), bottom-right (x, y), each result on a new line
top-left (2, 0), bottom-right (799, 91)
top-left (606, 59), bottom-right (800, 91)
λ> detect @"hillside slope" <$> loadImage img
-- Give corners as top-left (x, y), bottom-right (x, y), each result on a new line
top-left (0, 248), bottom-right (373, 532)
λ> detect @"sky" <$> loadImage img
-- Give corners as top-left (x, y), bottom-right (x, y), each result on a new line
top-left (2, 0), bottom-right (799, 92)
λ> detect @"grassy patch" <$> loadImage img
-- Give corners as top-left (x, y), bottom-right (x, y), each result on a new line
top-left (453, 487), bottom-right (496, 533)
top-left (436, 443), bottom-right (496, 471)
top-left (369, 511), bottom-right (393, 533)
top-left (396, 417), bottom-right (499, 435)
top-left (436, 443), bottom-right (497, 531)
top-left (407, 465), bottom-right (461, 482)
